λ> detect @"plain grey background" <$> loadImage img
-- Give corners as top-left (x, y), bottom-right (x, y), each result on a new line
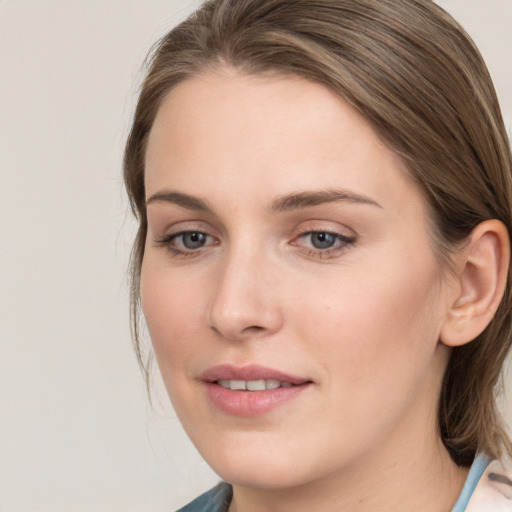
top-left (0, 1), bottom-right (510, 510)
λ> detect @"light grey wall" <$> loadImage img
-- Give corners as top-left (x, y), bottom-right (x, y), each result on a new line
top-left (0, 1), bottom-right (510, 511)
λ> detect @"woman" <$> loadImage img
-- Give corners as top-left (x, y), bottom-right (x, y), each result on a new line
top-left (124, 0), bottom-right (512, 510)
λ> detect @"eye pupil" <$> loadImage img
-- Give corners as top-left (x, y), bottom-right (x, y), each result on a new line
top-left (182, 232), bottom-right (207, 249)
top-left (311, 232), bottom-right (336, 249)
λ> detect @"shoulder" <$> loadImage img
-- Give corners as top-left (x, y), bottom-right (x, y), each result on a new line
top-left (465, 457), bottom-right (512, 511)
top-left (176, 482), bottom-right (233, 512)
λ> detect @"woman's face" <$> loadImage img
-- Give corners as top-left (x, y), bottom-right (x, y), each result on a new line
top-left (141, 70), bottom-right (455, 489)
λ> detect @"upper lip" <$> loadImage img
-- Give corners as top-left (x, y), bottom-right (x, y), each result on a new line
top-left (201, 364), bottom-right (311, 385)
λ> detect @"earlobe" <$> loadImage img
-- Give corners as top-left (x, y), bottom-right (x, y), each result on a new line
top-left (440, 220), bottom-right (510, 347)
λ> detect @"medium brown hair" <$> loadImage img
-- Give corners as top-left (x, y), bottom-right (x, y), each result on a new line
top-left (124, 0), bottom-right (512, 465)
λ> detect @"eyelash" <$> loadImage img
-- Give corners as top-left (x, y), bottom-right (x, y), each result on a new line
top-left (154, 229), bottom-right (356, 259)
top-left (154, 231), bottom-right (217, 257)
top-left (293, 229), bottom-right (356, 259)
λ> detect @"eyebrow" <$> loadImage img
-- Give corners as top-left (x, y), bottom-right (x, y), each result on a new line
top-left (145, 188), bottom-right (382, 212)
top-left (146, 191), bottom-right (212, 211)
top-left (269, 189), bottom-right (382, 212)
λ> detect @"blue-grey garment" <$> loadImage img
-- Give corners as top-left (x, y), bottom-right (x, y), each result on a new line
top-left (176, 453), bottom-right (496, 511)
top-left (177, 482), bottom-right (232, 512)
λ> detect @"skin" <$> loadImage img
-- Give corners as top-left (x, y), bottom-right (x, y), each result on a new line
top-left (141, 69), bottom-right (469, 511)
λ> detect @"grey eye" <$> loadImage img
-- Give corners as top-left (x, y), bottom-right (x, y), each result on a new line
top-left (181, 232), bottom-right (208, 249)
top-left (310, 232), bottom-right (337, 249)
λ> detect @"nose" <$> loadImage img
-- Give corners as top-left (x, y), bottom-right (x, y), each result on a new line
top-left (207, 247), bottom-right (284, 342)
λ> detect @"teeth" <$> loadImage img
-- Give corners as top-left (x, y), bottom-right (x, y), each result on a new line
top-left (230, 380), bottom-right (246, 390)
top-left (266, 379), bottom-right (280, 389)
top-left (246, 379), bottom-right (265, 391)
top-left (216, 379), bottom-right (296, 391)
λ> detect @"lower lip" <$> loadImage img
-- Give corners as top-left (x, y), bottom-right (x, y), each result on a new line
top-left (205, 382), bottom-right (311, 417)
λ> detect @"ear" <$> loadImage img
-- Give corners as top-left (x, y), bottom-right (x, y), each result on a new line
top-left (440, 219), bottom-right (510, 347)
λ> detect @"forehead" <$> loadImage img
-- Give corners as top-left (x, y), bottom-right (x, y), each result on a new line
top-left (144, 69), bottom-right (422, 215)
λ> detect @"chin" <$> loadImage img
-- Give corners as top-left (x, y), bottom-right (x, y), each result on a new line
top-left (212, 458), bottom-right (312, 490)
top-left (192, 429), bottom-right (335, 491)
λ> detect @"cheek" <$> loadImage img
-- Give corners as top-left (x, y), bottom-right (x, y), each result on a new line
top-left (295, 251), bottom-right (444, 392)
top-left (279, 254), bottom-right (446, 469)
top-left (140, 257), bottom-right (207, 374)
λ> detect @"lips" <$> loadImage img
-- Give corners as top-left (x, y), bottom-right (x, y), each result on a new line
top-left (201, 364), bottom-right (312, 416)
top-left (201, 363), bottom-right (309, 384)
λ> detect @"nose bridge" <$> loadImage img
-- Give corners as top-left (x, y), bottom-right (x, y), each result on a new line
top-left (208, 236), bottom-right (282, 340)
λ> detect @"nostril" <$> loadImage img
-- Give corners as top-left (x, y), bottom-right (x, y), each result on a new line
top-left (243, 325), bottom-right (265, 333)
top-left (210, 323), bottom-right (266, 341)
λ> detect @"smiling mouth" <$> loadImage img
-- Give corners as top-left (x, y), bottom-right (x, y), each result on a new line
top-left (201, 364), bottom-right (311, 388)
top-left (202, 365), bottom-right (312, 416)
top-left (216, 379), bottom-right (298, 391)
